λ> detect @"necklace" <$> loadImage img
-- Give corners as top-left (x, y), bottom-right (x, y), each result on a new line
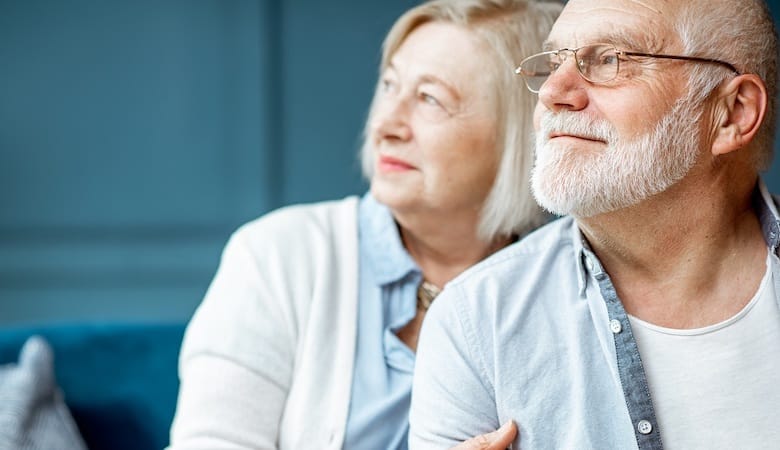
top-left (417, 280), bottom-right (442, 312)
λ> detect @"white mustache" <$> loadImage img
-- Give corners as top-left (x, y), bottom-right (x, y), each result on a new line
top-left (538, 111), bottom-right (617, 143)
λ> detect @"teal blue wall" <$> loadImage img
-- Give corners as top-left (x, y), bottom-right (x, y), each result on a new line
top-left (0, 0), bottom-right (415, 325)
top-left (1, 0), bottom-right (779, 325)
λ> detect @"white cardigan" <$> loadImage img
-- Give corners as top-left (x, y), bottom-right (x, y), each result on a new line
top-left (168, 197), bottom-right (360, 450)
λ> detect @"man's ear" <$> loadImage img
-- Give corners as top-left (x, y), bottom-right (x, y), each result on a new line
top-left (711, 74), bottom-right (767, 156)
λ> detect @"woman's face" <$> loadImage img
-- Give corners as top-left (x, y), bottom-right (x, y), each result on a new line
top-left (368, 21), bottom-right (500, 220)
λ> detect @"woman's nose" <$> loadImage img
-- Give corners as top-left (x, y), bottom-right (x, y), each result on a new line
top-left (371, 94), bottom-right (413, 143)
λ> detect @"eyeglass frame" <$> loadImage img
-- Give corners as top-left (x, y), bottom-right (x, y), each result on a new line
top-left (514, 43), bottom-right (741, 94)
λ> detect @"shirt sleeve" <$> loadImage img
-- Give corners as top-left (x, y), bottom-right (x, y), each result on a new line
top-left (168, 227), bottom-right (298, 450)
top-left (409, 283), bottom-right (501, 449)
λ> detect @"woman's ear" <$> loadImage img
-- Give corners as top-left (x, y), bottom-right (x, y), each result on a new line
top-left (710, 73), bottom-right (767, 156)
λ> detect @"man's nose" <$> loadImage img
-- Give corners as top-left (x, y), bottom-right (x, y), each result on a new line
top-left (537, 54), bottom-right (589, 113)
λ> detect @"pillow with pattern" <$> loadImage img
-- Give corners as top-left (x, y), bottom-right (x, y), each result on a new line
top-left (0, 335), bottom-right (87, 450)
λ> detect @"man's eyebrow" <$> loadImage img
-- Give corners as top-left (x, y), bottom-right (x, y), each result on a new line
top-left (541, 30), bottom-right (663, 53)
top-left (601, 32), bottom-right (655, 51)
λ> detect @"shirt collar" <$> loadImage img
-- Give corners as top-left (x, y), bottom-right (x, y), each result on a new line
top-left (755, 178), bottom-right (780, 253)
top-left (572, 224), bottom-right (595, 297)
top-left (359, 192), bottom-right (419, 286)
top-left (573, 177), bottom-right (780, 296)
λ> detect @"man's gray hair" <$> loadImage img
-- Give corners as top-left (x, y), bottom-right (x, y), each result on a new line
top-left (675, 0), bottom-right (779, 170)
top-left (360, 0), bottom-right (562, 241)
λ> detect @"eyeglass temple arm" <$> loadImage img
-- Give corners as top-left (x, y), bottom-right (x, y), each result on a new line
top-left (514, 66), bottom-right (552, 76)
top-left (619, 51), bottom-right (740, 74)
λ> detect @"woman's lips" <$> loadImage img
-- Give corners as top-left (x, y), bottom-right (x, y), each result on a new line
top-left (378, 155), bottom-right (416, 172)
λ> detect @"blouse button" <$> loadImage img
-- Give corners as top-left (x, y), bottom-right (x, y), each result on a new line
top-left (609, 319), bottom-right (623, 334)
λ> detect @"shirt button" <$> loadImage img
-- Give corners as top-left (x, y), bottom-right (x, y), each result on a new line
top-left (609, 319), bottom-right (622, 334)
top-left (637, 420), bottom-right (653, 435)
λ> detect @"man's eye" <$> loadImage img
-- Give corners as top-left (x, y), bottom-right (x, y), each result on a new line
top-left (599, 54), bottom-right (618, 65)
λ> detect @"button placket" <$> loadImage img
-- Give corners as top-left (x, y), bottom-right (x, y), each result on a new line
top-left (592, 262), bottom-right (663, 449)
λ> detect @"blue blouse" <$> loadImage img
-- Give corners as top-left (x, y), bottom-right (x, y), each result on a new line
top-left (342, 193), bottom-right (422, 450)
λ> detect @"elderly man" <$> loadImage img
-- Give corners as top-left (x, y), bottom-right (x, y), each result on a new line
top-left (410, 0), bottom-right (780, 449)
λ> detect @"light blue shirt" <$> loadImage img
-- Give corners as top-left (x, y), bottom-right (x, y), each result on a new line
top-left (343, 193), bottom-right (422, 450)
top-left (410, 181), bottom-right (780, 450)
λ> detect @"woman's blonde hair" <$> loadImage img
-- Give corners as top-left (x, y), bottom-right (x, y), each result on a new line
top-left (360, 0), bottom-right (562, 241)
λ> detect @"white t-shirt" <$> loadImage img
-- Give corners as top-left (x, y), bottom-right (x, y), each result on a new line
top-left (629, 251), bottom-right (780, 449)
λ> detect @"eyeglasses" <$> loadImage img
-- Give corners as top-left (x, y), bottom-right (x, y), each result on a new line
top-left (515, 43), bottom-right (740, 93)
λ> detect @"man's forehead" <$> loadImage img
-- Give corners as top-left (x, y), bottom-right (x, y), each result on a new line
top-left (547, 0), bottom-right (676, 49)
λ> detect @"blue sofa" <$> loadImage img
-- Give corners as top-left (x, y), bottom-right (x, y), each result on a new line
top-left (0, 322), bottom-right (185, 450)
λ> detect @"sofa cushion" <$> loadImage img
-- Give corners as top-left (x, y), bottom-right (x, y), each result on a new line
top-left (0, 336), bottom-right (87, 450)
top-left (0, 322), bottom-right (186, 450)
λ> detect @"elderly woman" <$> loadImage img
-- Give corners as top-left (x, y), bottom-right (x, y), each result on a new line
top-left (167, 0), bottom-right (561, 448)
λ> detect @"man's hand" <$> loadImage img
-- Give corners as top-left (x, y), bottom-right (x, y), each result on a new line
top-left (450, 421), bottom-right (517, 450)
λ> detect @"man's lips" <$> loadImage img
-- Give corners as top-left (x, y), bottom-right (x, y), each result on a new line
top-left (548, 132), bottom-right (607, 143)
top-left (378, 155), bottom-right (416, 171)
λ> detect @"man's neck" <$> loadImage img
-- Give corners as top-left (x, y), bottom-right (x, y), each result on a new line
top-left (577, 174), bottom-right (767, 329)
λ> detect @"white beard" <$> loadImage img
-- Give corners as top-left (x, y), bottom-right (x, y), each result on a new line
top-left (531, 98), bottom-right (702, 218)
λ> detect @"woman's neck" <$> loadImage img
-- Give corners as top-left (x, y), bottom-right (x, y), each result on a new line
top-left (399, 221), bottom-right (513, 288)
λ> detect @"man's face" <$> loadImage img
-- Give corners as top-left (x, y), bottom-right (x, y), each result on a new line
top-left (530, 0), bottom-right (704, 218)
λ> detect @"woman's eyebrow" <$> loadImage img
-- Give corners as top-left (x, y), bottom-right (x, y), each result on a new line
top-left (417, 74), bottom-right (460, 101)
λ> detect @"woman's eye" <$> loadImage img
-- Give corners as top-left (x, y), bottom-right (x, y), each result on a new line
top-left (381, 78), bottom-right (396, 92)
top-left (420, 92), bottom-right (441, 107)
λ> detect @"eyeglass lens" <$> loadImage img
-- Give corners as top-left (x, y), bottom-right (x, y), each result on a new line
top-left (519, 44), bottom-right (620, 93)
